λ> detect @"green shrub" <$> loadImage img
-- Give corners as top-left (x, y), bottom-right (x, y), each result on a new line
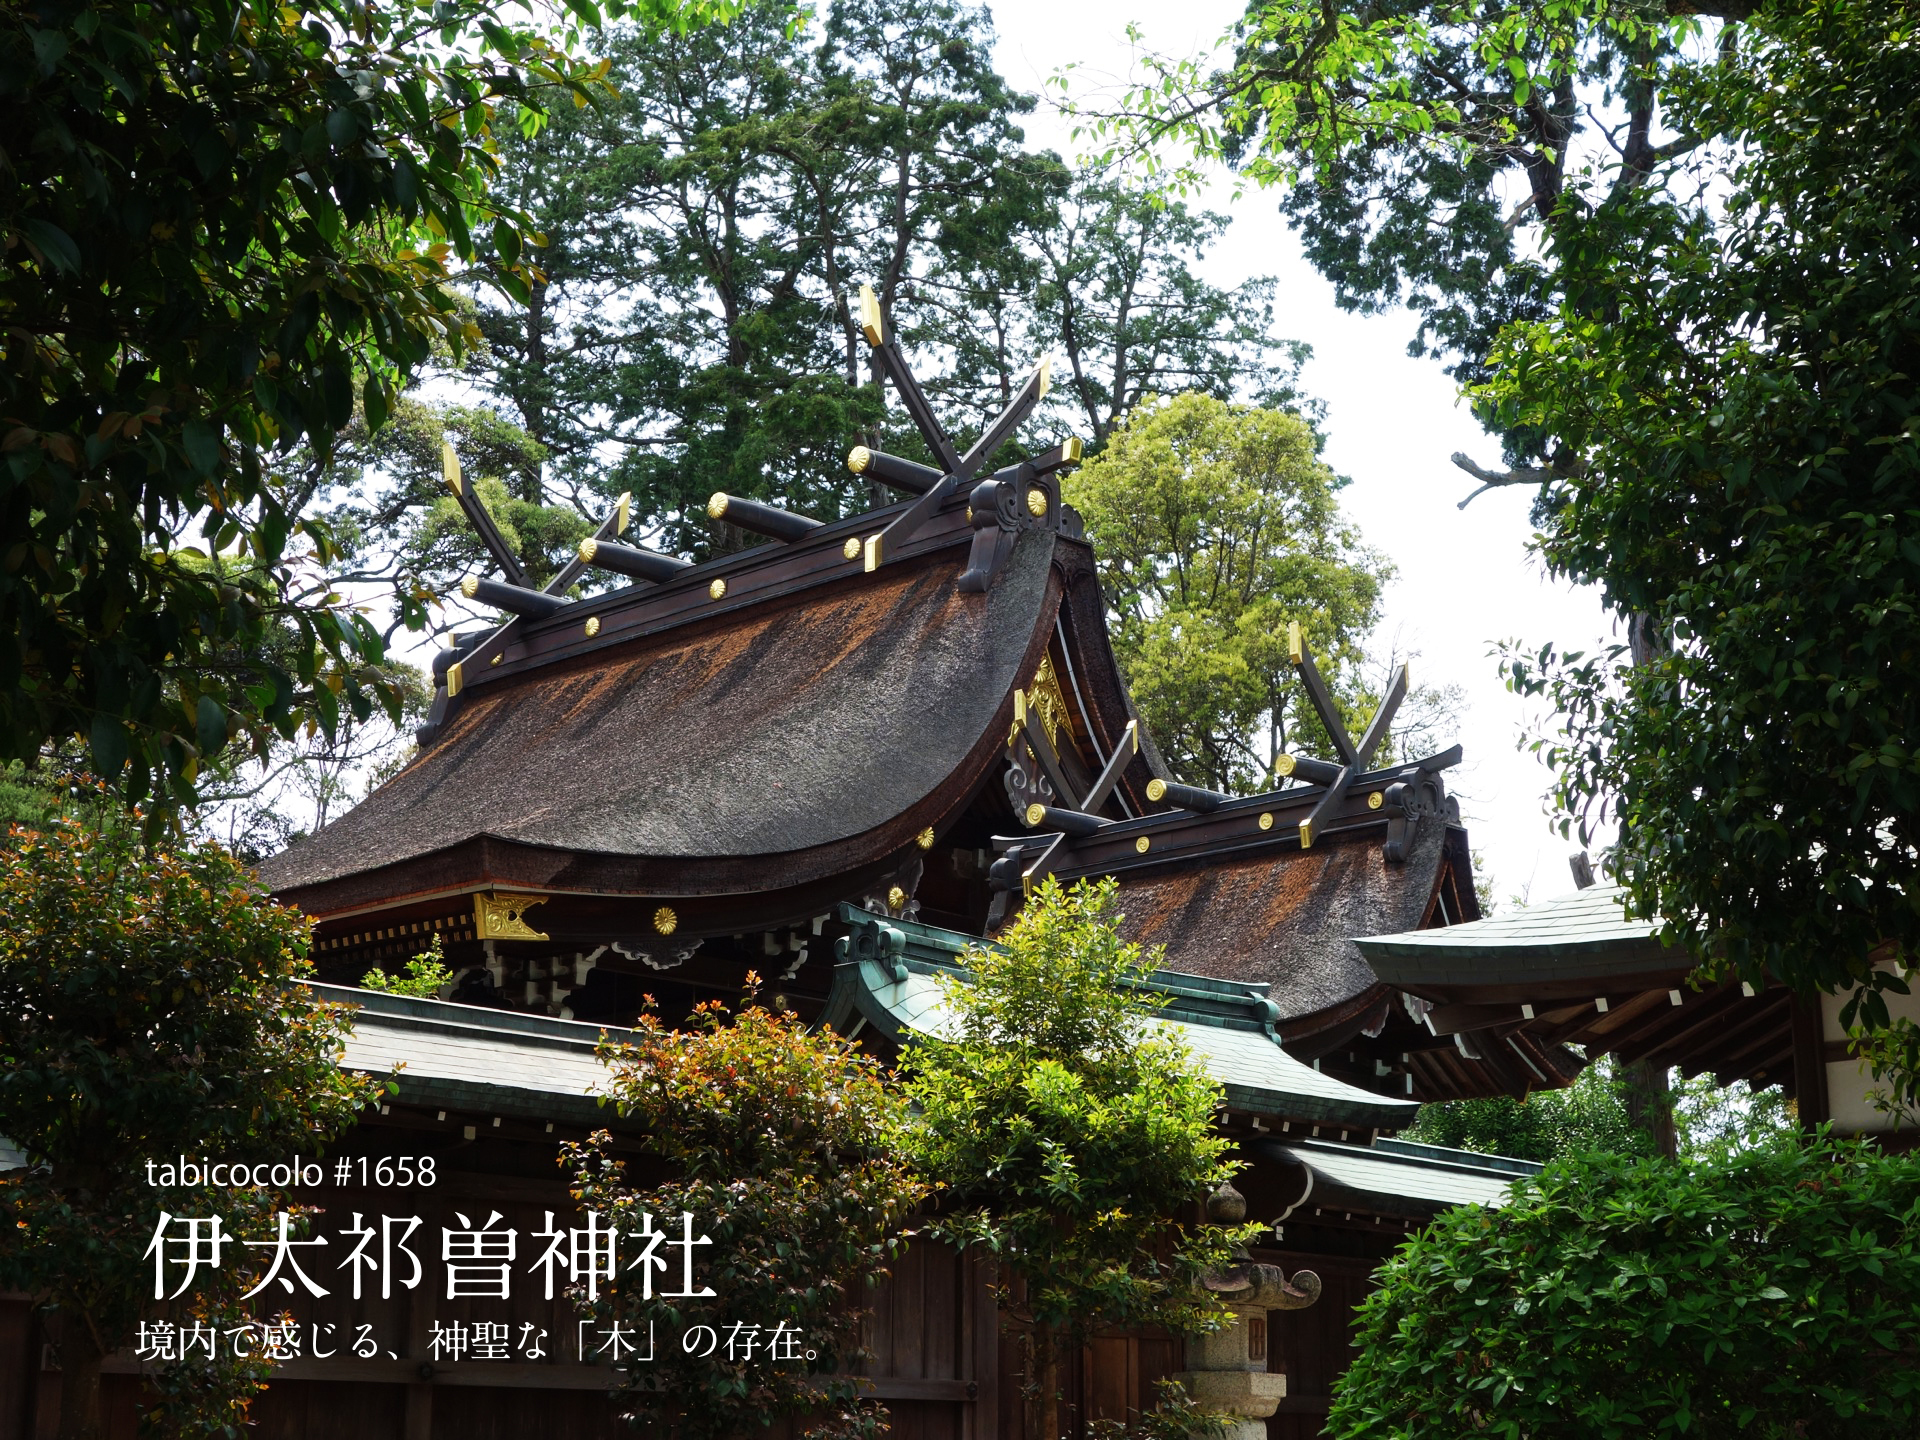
top-left (1331, 1136), bottom-right (1920, 1439)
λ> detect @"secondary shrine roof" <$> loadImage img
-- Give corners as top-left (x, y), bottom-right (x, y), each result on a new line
top-left (324, 983), bottom-right (617, 1126)
top-left (1260, 1136), bottom-right (1536, 1216)
top-left (821, 906), bottom-right (1420, 1131)
top-left (1353, 885), bottom-right (1807, 1102)
top-left (1356, 883), bottom-right (1674, 986)
top-left (1110, 815), bottom-right (1463, 1024)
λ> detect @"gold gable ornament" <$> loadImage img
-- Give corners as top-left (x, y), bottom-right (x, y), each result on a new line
top-left (1023, 657), bottom-right (1071, 749)
top-left (473, 893), bottom-right (550, 941)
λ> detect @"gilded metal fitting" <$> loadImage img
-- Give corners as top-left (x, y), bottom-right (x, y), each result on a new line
top-left (916, 827), bottom-right (936, 850)
top-left (1025, 802), bottom-right (1046, 827)
top-left (847, 445), bottom-right (872, 474)
top-left (706, 492), bottom-right (730, 519)
top-left (584, 616), bottom-right (600, 638)
top-left (1135, 836), bottom-right (1150, 854)
top-left (460, 576), bottom-right (479, 599)
top-left (1368, 790), bottom-right (1384, 810)
top-left (1146, 778), bottom-right (1167, 801)
top-left (652, 905), bottom-right (677, 935)
top-left (843, 537), bottom-right (862, 560)
top-left (708, 578), bottom-right (728, 600)
top-left (1026, 487), bottom-right (1047, 517)
top-left (578, 537), bottom-right (598, 562)
top-left (1273, 753), bottom-right (1297, 777)
top-left (886, 885), bottom-right (907, 910)
top-left (1259, 812), bottom-right (1274, 831)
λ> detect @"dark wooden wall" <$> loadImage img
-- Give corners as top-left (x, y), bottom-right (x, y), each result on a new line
top-left (3, 1225), bottom-right (1379, 1440)
top-left (1264, 1253), bottom-right (1378, 1440)
top-left (0, 1234), bottom-right (997, 1440)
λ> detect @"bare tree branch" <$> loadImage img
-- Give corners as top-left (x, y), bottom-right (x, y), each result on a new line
top-left (1450, 451), bottom-right (1583, 509)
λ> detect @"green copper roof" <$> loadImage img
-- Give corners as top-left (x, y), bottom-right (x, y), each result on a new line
top-left (1354, 884), bottom-right (1683, 986)
top-left (320, 983), bottom-right (621, 1126)
top-left (823, 906), bottom-right (1419, 1131)
top-left (1262, 1136), bottom-right (1537, 1217)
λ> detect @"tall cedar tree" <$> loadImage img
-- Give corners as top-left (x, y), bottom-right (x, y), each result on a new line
top-left (362, 0), bottom-right (1306, 578)
top-left (900, 878), bottom-right (1254, 1440)
top-left (0, 806), bottom-right (379, 1440)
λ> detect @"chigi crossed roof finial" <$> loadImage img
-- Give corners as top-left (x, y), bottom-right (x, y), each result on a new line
top-left (987, 622), bottom-right (1459, 924)
top-left (418, 284), bottom-right (1085, 743)
top-left (847, 284), bottom-right (1081, 591)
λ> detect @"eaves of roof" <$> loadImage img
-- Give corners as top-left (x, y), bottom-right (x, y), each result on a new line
top-left (317, 983), bottom-right (627, 1128)
top-left (823, 906), bottom-right (1419, 1132)
top-left (1355, 884), bottom-right (1686, 987)
top-left (1259, 1135), bottom-right (1537, 1216)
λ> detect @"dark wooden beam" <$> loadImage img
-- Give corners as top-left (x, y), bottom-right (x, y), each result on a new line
top-left (1353, 661), bottom-right (1409, 770)
top-left (1611, 982), bottom-right (1745, 1066)
top-left (1790, 995), bottom-right (1830, 1130)
top-left (1680, 996), bottom-right (1791, 1080)
top-left (442, 440), bottom-right (527, 587)
top-left (1078, 718), bottom-right (1139, 814)
top-left (847, 445), bottom-right (942, 495)
top-left (1643, 986), bottom-right (1777, 1070)
top-left (860, 285), bottom-right (963, 475)
top-left (707, 492), bottom-right (820, 543)
top-left (460, 576), bottom-right (570, 619)
top-left (538, 492), bottom-right (631, 597)
top-left (1288, 621), bottom-right (1360, 766)
top-left (867, 357), bottom-right (1049, 568)
top-left (1147, 777), bottom-right (1230, 813)
top-left (1427, 1001), bottom-right (1528, 1036)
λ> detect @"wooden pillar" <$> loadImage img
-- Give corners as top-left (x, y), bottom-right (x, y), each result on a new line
top-left (404, 1269), bottom-right (435, 1440)
top-left (1789, 996), bottom-right (1830, 1132)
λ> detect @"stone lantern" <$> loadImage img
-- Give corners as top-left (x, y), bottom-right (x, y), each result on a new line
top-left (1176, 1181), bottom-right (1320, 1440)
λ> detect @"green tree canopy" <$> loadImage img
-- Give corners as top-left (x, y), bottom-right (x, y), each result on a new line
top-left (347, 0), bottom-right (1310, 570)
top-left (1094, 0), bottom-right (1919, 1001)
top-left (1402, 1057), bottom-right (1655, 1165)
top-left (0, 0), bottom-right (682, 811)
top-left (0, 809), bottom-right (379, 1439)
top-left (1486, 0), bottom-right (1920, 1002)
top-left (1330, 1136), bottom-right (1920, 1439)
top-left (899, 877), bottom-right (1250, 1440)
top-left (1064, 392), bottom-right (1400, 792)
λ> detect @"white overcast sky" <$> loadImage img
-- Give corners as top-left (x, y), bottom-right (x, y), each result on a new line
top-left (986, 0), bottom-right (1617, 907)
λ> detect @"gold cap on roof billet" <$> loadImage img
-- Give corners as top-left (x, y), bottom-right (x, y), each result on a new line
top-left (847, 445), bottom-right (872, 474)
top-left (707, 492), bottom-right (730, 519)
top-left (1146, 778), bottom-right (1167, 801)
top-left (460, 576), bottom-right (479, 599)
top-left (578, 538), bottom-right (598, 562)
